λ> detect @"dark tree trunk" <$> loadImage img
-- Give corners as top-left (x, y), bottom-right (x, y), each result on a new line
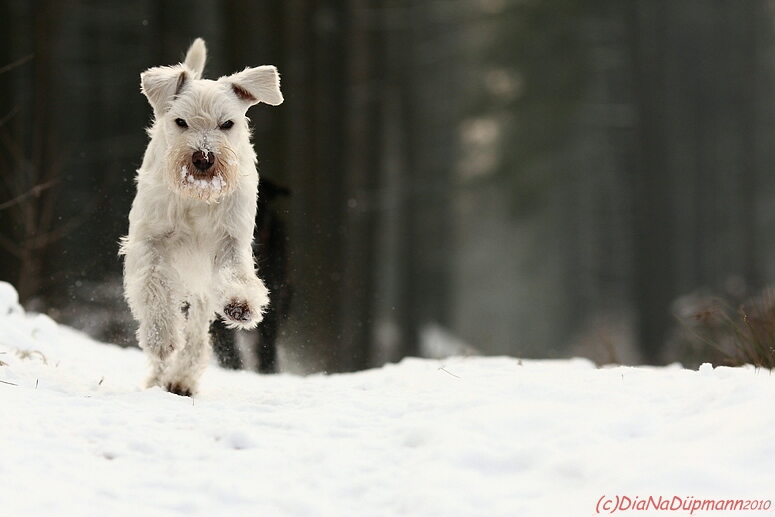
top-left (631, 0), bottom-right (673, 363)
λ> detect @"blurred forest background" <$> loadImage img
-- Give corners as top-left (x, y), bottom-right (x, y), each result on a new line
top-left (2, 0), bottom-right (775, 372)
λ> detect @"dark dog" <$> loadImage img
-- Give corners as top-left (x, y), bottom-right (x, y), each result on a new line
top-left (211, 177), bottom-right (292, 373)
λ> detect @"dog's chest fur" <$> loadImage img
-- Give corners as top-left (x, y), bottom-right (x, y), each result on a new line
top-left (163, 194), bottom-right (251, 295)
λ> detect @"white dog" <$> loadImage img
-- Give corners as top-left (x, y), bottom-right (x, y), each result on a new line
top-left (120, 38), bottom-right (283, 396)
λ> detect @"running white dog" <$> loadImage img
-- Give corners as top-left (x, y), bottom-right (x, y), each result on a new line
top-left (120, 38), bottom-right (283, 396)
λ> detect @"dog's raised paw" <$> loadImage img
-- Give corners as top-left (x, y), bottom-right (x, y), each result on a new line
top-left (224, 300), bottom-right (251, 323)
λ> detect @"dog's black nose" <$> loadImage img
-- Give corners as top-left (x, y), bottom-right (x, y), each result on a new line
top-left (192, 150), bottom-right (215, 171)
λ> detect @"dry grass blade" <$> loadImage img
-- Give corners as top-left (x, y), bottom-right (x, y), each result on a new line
top-left (677, 288), bottom-right (775, 369)
top-left (15, 349), bottom-right (48, 364)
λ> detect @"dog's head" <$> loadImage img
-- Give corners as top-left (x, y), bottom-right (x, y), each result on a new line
top-left (140, 38), bottom-right (283, 203)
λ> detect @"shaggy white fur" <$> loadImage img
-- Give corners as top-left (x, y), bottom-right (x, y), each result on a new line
top-left (120, 38), bottom-right (283, 396)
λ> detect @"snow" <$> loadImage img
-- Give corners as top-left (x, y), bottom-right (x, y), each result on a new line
top-left (181, 168), bottom-right (225, 192)
top-left (1, 281), bottom-right (774, 516)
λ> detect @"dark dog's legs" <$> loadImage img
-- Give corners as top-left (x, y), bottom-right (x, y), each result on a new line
top-left (211, 319), bottom-right (242, 369)
top-left (257, 312), bottom-right (279, 374)
top-left (211, 318), bottom-right (279, 373)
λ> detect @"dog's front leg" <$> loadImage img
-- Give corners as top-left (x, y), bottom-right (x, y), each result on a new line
top-left (122, 236), bottom-right (185, 385)
top-left (214, 237), bottom-right (269, 330)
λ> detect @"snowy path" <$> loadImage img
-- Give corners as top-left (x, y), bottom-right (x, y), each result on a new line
top-left (1, 282), bottom-right (774, 516)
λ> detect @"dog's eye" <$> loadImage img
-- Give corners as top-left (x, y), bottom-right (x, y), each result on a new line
top-left (219, 120), bottom-right (234, 130)
top-left (175, 118), bottom-right (188, 129)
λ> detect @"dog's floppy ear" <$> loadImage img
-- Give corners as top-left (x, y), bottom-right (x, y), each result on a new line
top-left (141, 65), bottom-right (190, 115)
top-left (184, 38), bottom-right (207, 80)
top-left (221, 66), bottom-right (283, 107)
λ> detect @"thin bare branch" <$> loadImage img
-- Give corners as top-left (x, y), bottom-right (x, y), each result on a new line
top-left (23, 193), bottom-right (102, 251)
top-left (0, 231), bottom-right (22, 258)
top-left (0, 107), bottom-right (20, 128)
top-left (0, 126), bottom-right (28, 172)
top-left (0, 179), bottom-right (59, 212)
top-left (37, 149), bottom-right (70, 241)
top-left (0, 54), bottom-right (34, 75)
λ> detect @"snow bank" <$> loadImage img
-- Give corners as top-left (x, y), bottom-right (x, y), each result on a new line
top-left (1, 281), bottom-right (773, 516)
top-left (0, 280), bottom-right (23, 316)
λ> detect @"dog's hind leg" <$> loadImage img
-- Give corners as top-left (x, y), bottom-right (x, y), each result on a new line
top-left (163, 294), bottom-right (214, 396)
top-left (122, 237), bottom-right (185, 387)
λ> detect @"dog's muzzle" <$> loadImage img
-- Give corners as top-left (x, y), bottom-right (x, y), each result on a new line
top-left (169, 144), bottom-right (235, 201)
top-left (192, 150), bottom-right (215, 173)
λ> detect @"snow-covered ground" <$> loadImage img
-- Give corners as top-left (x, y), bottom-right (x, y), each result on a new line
top-left (1, 281), bottom-right (774, 517)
